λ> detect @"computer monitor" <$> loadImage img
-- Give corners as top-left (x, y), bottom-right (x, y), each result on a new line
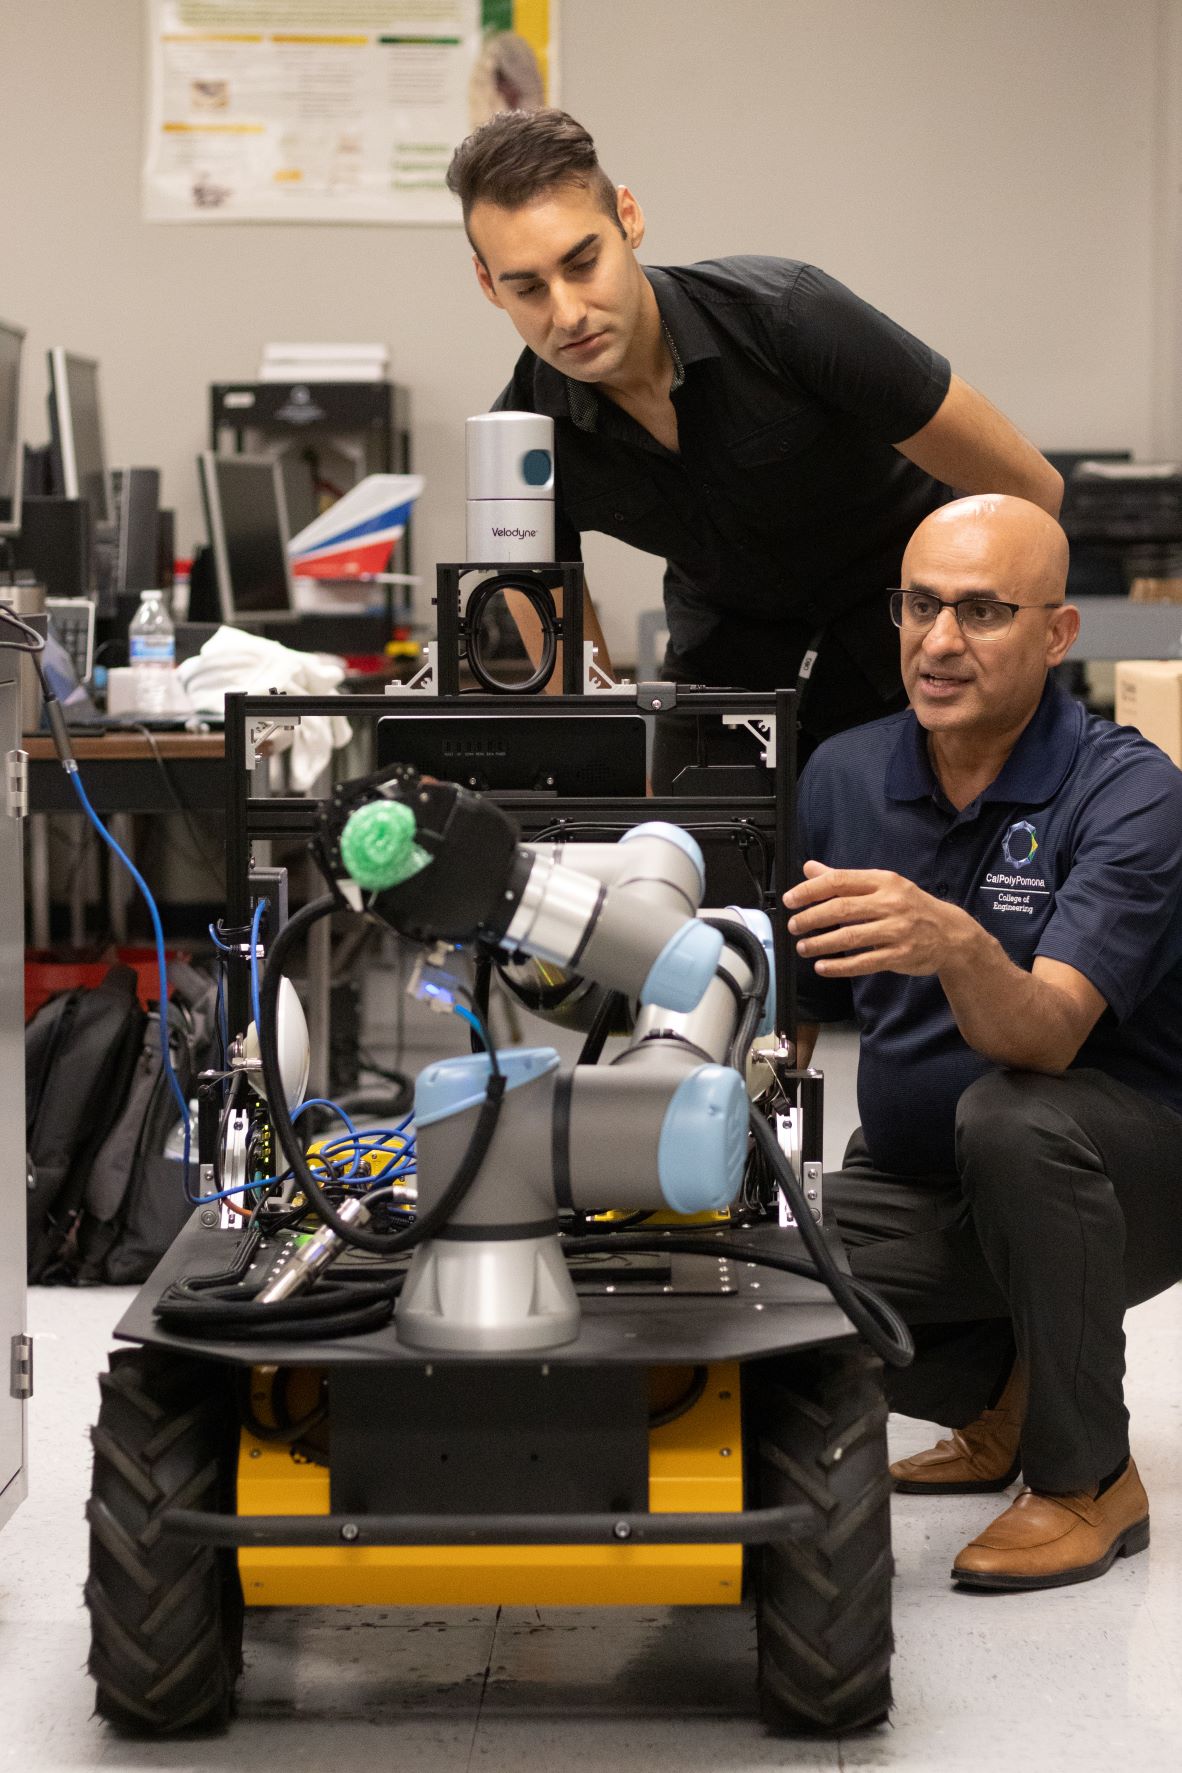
top-left (197, 452), bottom-right (295, 622)
top-left (48, 348), bottom-right (112, 528)
top-left (0, 320), bottom-right (24, 538)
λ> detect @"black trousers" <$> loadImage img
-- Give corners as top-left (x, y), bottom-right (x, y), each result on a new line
top-left (826, 1069), bottom-right (1182, 1493)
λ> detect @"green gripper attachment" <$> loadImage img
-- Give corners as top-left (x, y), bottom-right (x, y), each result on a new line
top-left (339, 798), bottom-right (432, 891)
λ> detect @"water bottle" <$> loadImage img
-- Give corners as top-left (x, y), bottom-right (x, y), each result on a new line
top-left (127, 590), bottom-right (176, 715)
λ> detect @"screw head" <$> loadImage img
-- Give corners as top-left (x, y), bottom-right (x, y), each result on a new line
top-left (249, 1447), bottom-right (261, 1458)
top-left (341, 1523), bottom-right (360, 1542)
top-left (720, 1447), bottom-right (732, 1458)
top-left (613, 1520), bottom-right (632, 1541)
top-left (199, 1207), bottom-right (219, 1228)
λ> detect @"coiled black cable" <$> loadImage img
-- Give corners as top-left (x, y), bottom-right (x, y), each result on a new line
top-left (258, 895), bottom-right (506, 1257)
top-left (154, 1207), bottom-right (403, 1338)
top-left (155, 1276), bottom-right (400, 1340)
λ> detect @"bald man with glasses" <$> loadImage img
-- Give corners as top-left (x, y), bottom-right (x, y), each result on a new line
top-left (785, 494), bottom-right (1182, 1592)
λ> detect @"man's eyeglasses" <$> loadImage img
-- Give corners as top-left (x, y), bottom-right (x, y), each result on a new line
top-left (888, 589), bottom-right (1064, 641)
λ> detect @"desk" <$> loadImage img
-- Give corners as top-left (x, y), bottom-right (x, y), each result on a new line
top-left (24, 731), bottom-right (226, 949)
top-left (24, 731), bottom-right (226, 815)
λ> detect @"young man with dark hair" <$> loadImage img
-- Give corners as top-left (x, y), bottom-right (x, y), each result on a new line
top-left (785, 494), bottom-right (1182, 1589)
top-left (447, 109), bottom-right (1063, 780)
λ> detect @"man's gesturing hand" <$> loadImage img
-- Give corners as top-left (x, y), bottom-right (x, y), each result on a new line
top-left (783, 860), bottom-right (969, 978)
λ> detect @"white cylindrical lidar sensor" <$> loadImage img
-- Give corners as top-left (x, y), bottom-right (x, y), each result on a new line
top-left (466, 412), bottom-right (555, 563)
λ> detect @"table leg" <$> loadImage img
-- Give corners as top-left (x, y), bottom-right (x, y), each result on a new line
top-left (28, 815), bottom-right (50, 949)
top-left (70, 827), bottom-right (90, 947)
top-left (108, 814), bottom-right (132, 943)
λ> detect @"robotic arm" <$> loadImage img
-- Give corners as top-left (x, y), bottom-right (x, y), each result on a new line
top-left (319, 767), bottom-right (728, 1013)
top-left (280, 766), bottom-right (773, 1352)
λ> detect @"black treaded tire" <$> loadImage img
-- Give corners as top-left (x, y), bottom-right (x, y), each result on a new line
top-left (746, 1342), bottom-right (893, 1735)
top-left (85, 1346), bottom-right (244, 1736)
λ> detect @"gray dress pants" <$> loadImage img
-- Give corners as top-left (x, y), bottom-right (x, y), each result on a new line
top-left (825, 1068), bottom-right (1182, 1493)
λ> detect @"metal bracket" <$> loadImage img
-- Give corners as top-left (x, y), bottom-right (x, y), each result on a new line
top-left (770, 1113), bottom-right (823, 1228)
top-left (5, 749), bottom-right (28, 819)
top-left (218, 1109), bottom-right (251, 1229)
top-left (10, 1333), bottom-right (33, 1401)
top-left (384, 641), bottom-right (439, 697)
top-left (635, 681), bottom-right (676, 712)
top-left (721, 713), bottom-right (776, 768)
top-left (245, 714), bottom-right (302, 770)
top-left (802, 1159), bottom-right (824, 1224)
top-left (582, 642), bottom-right (633, 697)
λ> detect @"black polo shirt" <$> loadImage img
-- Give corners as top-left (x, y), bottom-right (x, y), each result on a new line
top-left (493, 256), bottom-right (952, 735)
top-left (796, 679), bottom-right (1182, 1175)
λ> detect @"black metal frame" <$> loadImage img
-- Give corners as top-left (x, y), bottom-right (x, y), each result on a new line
top-left (434, 561), bottom-right (586, 696)
top-left (223, 685), bottom-right (800, 1042)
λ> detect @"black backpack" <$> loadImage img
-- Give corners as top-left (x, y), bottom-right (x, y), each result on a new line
top-left (25, 965), bottom-right (147, 1281)
top-left (73, 961), bottom-right (222, 1285)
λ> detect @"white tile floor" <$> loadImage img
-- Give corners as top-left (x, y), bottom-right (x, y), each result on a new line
top-left (2, 1028), bottom-right (1180, 1771)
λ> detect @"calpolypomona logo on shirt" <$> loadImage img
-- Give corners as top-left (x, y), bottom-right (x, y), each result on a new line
top-left (978, 818), bottom-right (1050, 917)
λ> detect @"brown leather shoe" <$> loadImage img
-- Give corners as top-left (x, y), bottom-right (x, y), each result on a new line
top-left (891, 1361), bottom-right (1026, 1494)
top-left (952, 1458), bottom-right (1149, 1590)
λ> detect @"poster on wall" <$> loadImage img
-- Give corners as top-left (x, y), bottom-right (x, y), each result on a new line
top-left (143, 1), bottom-right (558, 223)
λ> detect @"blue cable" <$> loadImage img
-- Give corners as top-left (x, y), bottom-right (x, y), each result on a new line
top-left (292, 1096), bottom-right (364, 1177)
top-left (66, 766), bottom-right (420, 1213)
top-left (66, 768), bottom-right (191, 1179)
top-left (452, 1003), bottom-right (487, 1046)
top-left (249, 896), bottom-right (266, 1033)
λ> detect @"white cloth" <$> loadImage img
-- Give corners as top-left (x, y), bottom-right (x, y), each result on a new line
top-left (176, 626), bottom-right (352, 792)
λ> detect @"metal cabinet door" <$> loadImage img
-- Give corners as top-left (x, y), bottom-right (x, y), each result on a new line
top-left (0, 662), bottom-right (27, 1529)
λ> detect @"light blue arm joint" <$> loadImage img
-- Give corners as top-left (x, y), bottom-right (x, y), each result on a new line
top-left (639, 919), bottom-right (724, 1012)
top-left (620, 822), bottom-right (706, 897)
top-left (657, 1065), bottom-right (749, 1214)
top-left (415, 1046), bottom-right (559, 1127)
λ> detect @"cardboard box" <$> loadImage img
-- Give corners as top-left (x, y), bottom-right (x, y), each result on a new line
top-left (1129, 577), bottom-right (1182, 603)
top-left (1114, 660), bottom-right (1182, 765)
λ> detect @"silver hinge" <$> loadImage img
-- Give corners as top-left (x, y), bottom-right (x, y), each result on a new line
top-left (6, 749), bottom-right (28, 819)
top-left (10, 1333), bottom-right (33, 1400)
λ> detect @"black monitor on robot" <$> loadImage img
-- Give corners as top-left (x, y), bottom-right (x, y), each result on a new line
top-left (47, 347), bottom-right (113, 530)
top-left (197, 452), bottom-right (296, 624)
top-left (0, 319), bottom-right (24, 539)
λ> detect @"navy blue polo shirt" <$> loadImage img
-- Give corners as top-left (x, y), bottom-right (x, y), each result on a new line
top-left (797, 678), bottom-right (1182, 1175)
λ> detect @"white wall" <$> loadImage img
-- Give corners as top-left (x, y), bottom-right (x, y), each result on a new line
top-left (4, 1), bottom-right (1180, 661)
